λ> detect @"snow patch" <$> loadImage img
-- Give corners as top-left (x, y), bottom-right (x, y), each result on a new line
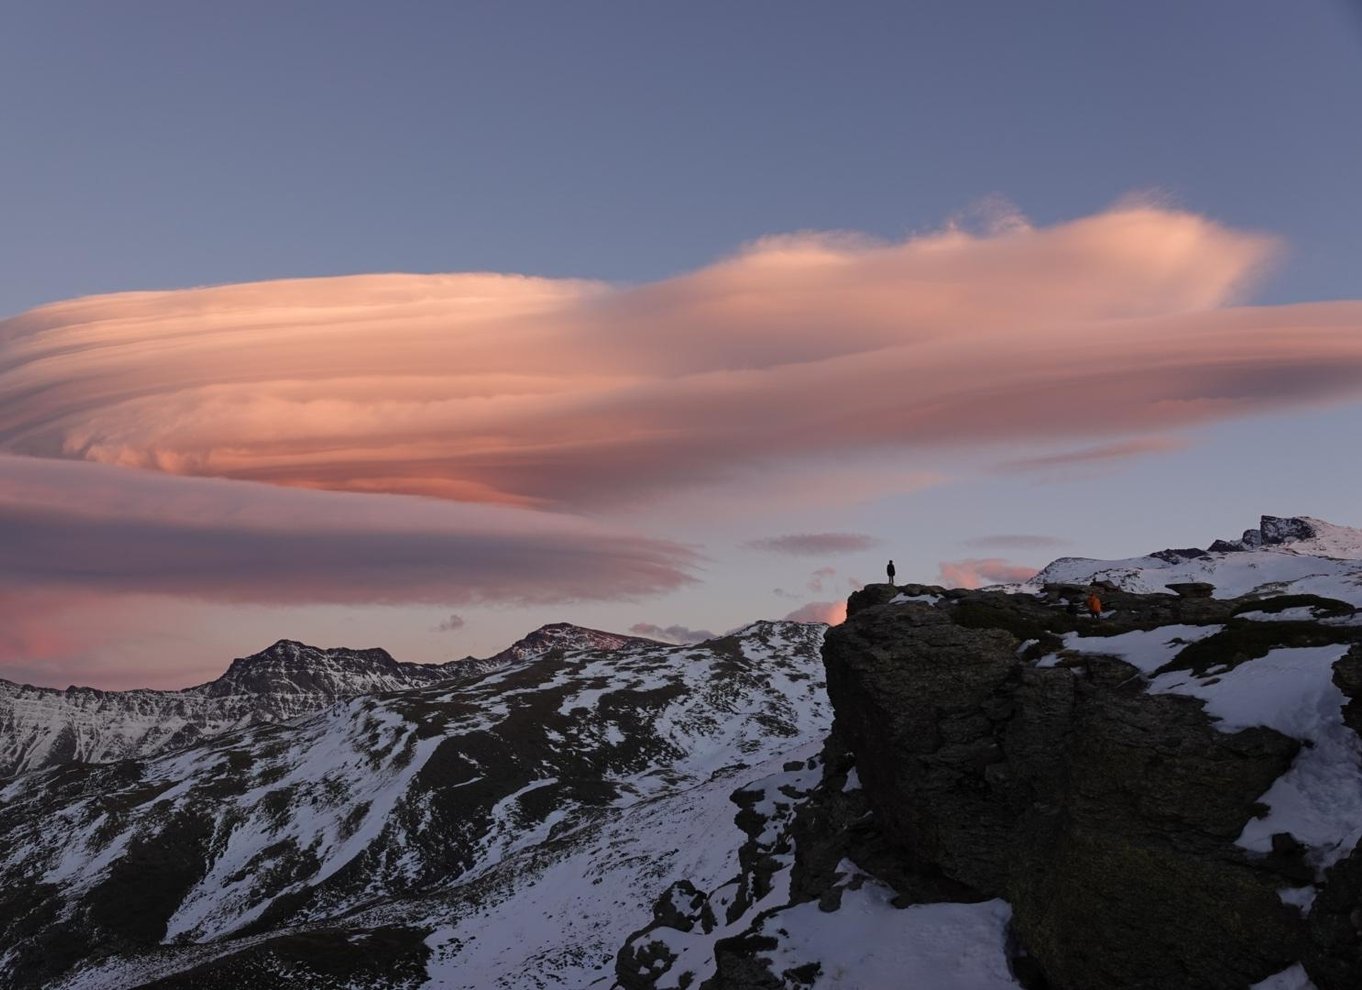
top-left (1148, 644), bottom-right (1362, 872)
top-left (755, 887), bottom-right (1020, 990)
top-left (1250, 963), bottom-right (1319, 990)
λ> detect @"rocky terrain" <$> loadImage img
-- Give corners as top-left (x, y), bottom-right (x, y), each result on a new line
top-left (0, 623), bottom-right (652, 777)
top-left (3, 515), bottom-right (1361, 988)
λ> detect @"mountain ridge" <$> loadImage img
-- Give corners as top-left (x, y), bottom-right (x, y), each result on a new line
top-left (0, 622), bottom-right (658, 778)
top-left (1027, 515), bottom-right (1362, 602)
top-left (0, 620), bottom-right (831, 989)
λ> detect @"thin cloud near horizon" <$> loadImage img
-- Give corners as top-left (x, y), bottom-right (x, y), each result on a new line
top-left (745, 533), bottom-right (884, 556)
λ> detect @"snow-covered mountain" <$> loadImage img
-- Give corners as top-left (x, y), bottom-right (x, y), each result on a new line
top-left (0, 620), bottom-right (833, 990)
top-left (1030, 515), bottom-right (1362, 603)
top-left (0, 623), bottom-right (654, 777)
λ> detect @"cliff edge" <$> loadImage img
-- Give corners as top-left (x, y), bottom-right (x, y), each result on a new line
top-left (824, 583), bottom-right (1362, 989)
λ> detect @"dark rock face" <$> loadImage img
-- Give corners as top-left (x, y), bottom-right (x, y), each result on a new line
top-left (1200, 517), bottom-right (1318, 556)
top-left (1310, 842), bottom-right (1362, 989)
top-left (1259, 515), bottom-right (1319, 546)
top-left (1165, 581), bottom-right (1216, 598)
top-left (1151, 547), bottom-right (1210, 563)
top-left (823, 588), bottom-right (1362, 990)
top-left (1337, 651), bottom-right (1362, 743)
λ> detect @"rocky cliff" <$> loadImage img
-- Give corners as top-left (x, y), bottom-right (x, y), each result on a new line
top-left (821, 582), bottom-right (1362, 990)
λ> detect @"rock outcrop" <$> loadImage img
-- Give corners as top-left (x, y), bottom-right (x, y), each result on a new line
top-left (824, 583), bottom-right (1362, 990)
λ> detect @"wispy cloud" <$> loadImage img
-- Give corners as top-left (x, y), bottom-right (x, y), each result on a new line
top-left (995, 436), bottom-right (1189, 474)
top-left (746, 532), bottom-right (883, 556)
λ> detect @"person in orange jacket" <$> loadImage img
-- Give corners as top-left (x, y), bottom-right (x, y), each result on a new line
top-left (1086, 589), bottom-right (1103, 619)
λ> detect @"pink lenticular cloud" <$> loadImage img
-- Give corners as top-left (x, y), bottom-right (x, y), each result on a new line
top-left (3, 205), bottom-right (1361, 510)
top-left (937, 559), bottom-right (1041, 589)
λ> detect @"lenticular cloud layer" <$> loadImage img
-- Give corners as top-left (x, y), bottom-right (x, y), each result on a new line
top-left (2, 205), bottom-right (1362, 511)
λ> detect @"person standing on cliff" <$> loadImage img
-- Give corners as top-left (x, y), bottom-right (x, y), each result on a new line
top-left (887, 560), bottom-right (896, 584)
top-left (1086, 589), bottom-right (1103, 620)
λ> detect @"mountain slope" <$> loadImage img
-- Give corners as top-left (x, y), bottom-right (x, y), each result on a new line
top-left (0, 624), bottom-right (652, 778)
top-left (1030, 515), bottom-right (1362, 603)
top-left (0, 621), bottom-right (830, 989)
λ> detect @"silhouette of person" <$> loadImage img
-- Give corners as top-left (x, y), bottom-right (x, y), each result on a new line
top-left (1086, 590), bottom-right (1103, 620)
top-left (887, 559), bottom-right (896, 584)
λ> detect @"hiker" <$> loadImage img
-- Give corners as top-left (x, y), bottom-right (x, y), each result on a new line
top-left (1086, 589), bottom-right (1103, 619)
top-left (887, 559), bottom-right (896, 584)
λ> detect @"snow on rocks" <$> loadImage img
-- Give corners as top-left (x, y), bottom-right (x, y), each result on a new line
top-left (1051, 627), bottom-right (1362, 876)
top-left (755, 888), bottom-right (1019, 990)
top-left (1038, 624), bottom-right (1222, 671)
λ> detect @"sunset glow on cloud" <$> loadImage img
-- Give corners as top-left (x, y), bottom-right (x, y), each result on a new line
top-left (0, 454), bottom-right (696, 606)
top-left (4, 203), bottom-right (1362, 685)
top-left (937, 559), bottom-right (1042, 589)
top-left (4, 206), bottom-right (1357, 515)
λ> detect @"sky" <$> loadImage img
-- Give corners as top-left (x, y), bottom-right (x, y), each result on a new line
top-left (2, 2), bottom-right (1361, 688)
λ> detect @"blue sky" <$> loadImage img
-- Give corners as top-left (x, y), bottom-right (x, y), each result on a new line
top-left (2, 2), bottom-right (1361, 686)
top-left (4, 1), bottom-right (1358, 311)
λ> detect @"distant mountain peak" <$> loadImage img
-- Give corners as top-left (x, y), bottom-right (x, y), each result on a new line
top-left (484, 622), bottom-right (662, 665)
top-left (0, 620), bottom-right (659, 778)
top-left (231, 639), bottom-right (400, 668)
top-left (1029, 514), bottom-right (1362, 601)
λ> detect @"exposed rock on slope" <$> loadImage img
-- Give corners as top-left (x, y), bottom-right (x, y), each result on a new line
top-left (824, 582), bottom-right (1362, 990)
top-left (0, 623), bottom-right (651, 777)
